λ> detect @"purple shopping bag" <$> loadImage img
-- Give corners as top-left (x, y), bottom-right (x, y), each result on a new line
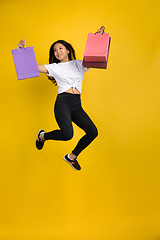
top-left (11, 47), bottom-right (39, 80)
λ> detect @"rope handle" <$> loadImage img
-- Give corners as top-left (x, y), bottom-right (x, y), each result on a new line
top-left (95, 25), bottom-right (105, 35)
top-left (18, 43), bottom-right (26, 50)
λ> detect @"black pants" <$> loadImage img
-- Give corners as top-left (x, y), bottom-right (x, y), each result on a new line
top-left (44, 92), bottom-right (98, 156)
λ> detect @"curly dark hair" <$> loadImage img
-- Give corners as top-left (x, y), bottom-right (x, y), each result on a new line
top-left (48, 40), bottom-right (76, 85)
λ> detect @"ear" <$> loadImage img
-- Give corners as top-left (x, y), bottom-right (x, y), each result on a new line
top-left (67, 50), bottom-right (70, 54)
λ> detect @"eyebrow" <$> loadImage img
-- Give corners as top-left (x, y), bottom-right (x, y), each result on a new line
top-left (54, 45), bottom-right (63, 50)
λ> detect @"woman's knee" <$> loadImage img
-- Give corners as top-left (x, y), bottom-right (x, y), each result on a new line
top-left (93, 126), bottom-right (98, 139)
top-left (89, 126), bottom-right (98, 140)
top-left (63, 130), bottom-right (74, 141)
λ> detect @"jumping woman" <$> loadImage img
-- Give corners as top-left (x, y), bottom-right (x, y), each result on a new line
top-left (18, 26), bottom-right (105, 171)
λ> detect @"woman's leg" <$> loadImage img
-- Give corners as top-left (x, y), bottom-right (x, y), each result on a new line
top-left (71, 107), bottom-right (98, 156)
top-left (44, 97), bottom-right (74, 141)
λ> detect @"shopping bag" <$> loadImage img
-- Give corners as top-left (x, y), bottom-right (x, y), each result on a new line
top-left (83, 32), bottom-right (111, 69)
top-left (82, 59), bottom-right (108, 69)
top-left (11, 46), bottom-right (39, 80)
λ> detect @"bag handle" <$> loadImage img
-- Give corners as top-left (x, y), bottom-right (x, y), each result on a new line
top-left (18, 44), bottom-right (26, 50)
top-left (95, 25), bottom-right (105, 35)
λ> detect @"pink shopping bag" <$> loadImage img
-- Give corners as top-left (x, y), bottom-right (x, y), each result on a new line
top-left (11, 47), bottom-right (39, 80)
top-left (82, 59), bottom-right (108, 69)
top-left (83, 32), bottom-right (111, 69)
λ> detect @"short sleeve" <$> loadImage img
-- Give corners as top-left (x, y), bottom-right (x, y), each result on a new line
top-left (82, 64), bottom-right (90, 74)
top-left (44, 63), bottom-right (56, 77)
top-left (77, 60), bottom-right (90, 74)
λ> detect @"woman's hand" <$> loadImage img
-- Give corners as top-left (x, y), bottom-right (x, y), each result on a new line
top-left (96, 25), bottom-right (105, 34)
top-left (17, 40), bottom-right (49, 74)
top-left (18, 39), bottom-right (26, 48)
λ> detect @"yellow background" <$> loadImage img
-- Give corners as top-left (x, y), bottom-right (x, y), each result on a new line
top-left (0, 0), bottom-right (160, 239)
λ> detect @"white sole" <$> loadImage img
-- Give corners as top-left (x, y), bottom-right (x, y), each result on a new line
top-left (63, 156), bottom-right (79, 171)
top-left (35, 129), bottom-right (45, 150)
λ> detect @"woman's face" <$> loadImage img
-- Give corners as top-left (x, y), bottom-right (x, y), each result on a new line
top-left (53, 43), bottom-right (70, 62)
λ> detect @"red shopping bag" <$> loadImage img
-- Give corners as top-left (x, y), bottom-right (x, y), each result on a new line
top-left (82, 59), bottom-right (109, 69)
top-left (12, 46), bottom-right (39, 80)
top-left (82, 33), bottom-right (111, 69)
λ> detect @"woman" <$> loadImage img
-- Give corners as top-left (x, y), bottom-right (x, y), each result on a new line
top-left (18, 26), bottom-right (105, 171)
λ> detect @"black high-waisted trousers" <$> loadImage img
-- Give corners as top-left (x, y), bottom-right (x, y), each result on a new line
top-left (44, 92), bottom-right (98, 156)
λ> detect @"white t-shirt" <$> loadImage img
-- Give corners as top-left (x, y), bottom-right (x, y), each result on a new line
top-left (44, 60), bottom-right (89, 94)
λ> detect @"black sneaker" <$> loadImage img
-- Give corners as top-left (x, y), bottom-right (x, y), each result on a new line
top-left (63, 155), bottom-right (81, 171)
top-left (35, 129), bottom-right (45, 150)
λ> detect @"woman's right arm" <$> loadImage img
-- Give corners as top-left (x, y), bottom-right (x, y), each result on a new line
top-left (18, 39), bottom-right (49, 74)
top-left (37, 64), bottom-right (48, 74)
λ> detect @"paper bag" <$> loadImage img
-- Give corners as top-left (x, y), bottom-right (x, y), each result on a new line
top-left (83, 34), bottom-right (111, 69)
top-left (11, 47), bottom-right (39, 80)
